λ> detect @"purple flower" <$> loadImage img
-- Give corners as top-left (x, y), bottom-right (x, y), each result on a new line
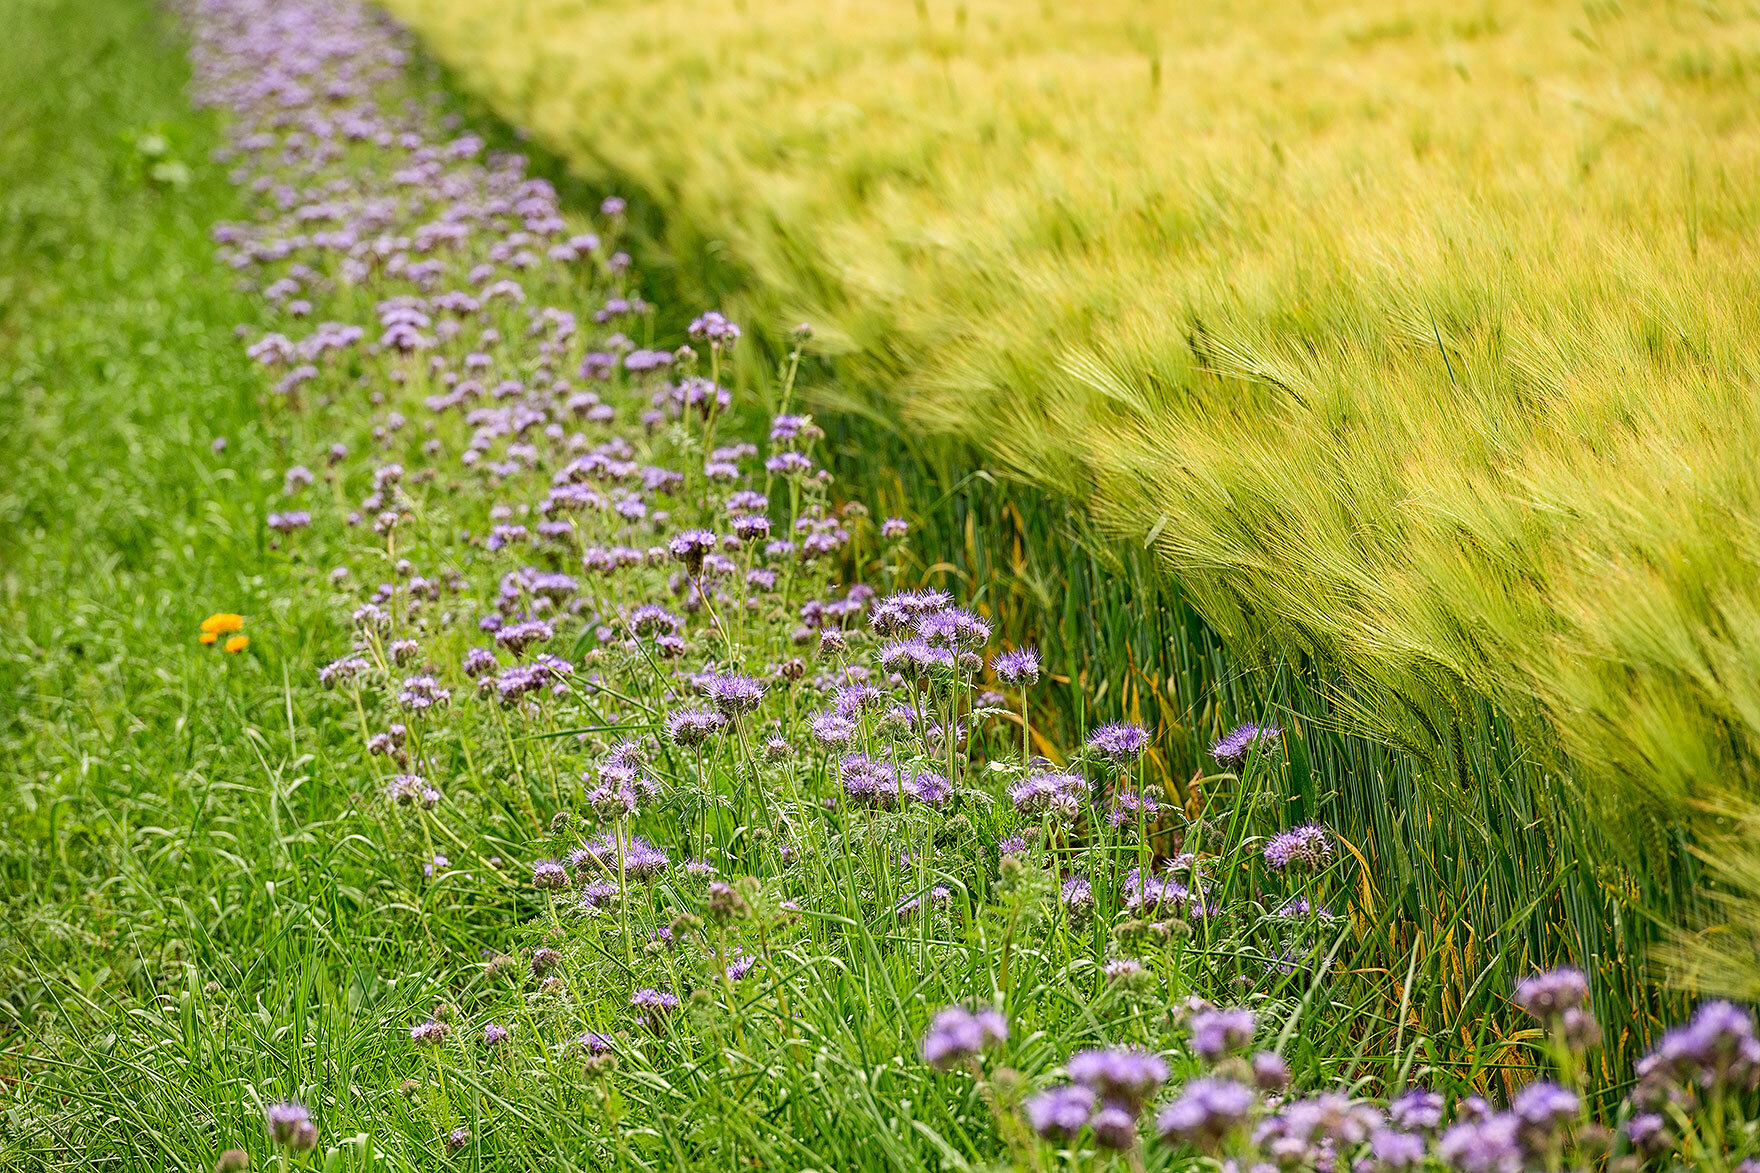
top-left (809, 712), bottom-right (856, 749)
top-left (1189, 1007), bottom-right (1256, 1062)
top-left (483, 1023), bottom-right (509, 1047)
top-left (574, 832), bottom-right (669, 880)
top-left (919, 1005), bottom-right (1008, 1070)
top-left (992, 646), bottom-right (1040, 685)
top-left (495, 618), bottom-right (554, 654)
top-left (1156, 1078), bottom-right (1254, 1151)
top-left (706, 672), bottom-right (765, 716)
top-left (688, 310), bottom-right (741, 345)
top-left (667, 529), bottom-right (716, 572)
top-left (532, 859), bottom-right (569, 890)
top-left (1251, 1051), bottom-right (1290, 1092)
top-left (1107, 789), bottom-right (1160, 828)
top-left (1087, 721), bottom-right (1150, 763)
top-left (1511, 1081), bottom-right (1577, 1149)
top-left (1636, 999), bottom-right (1760, 1100)
top-left (666, 707), bottom-right (727, 747)
top-left (1066, 1047), bottom-right (1167, 1113)
top-left (1089, 1104), bottom-right (1139, 1150)
top-left (878, 637), bottom-right (955, 678)
top-left (1262, 823), bottom-right (1332, 871)
top-left (1389, 1088), bottom-right (1444, 1132)
top-left (1060, 875), bottom-right (1094, 915)
top-left (1436, 1112), bottom-right (1523, 1173)
top-left (265, 1101), bottom-right (316, 1151)
top-left (1008, 769), bottom-right (1086, 819)
top-left (410, 1019), bottom-right (450, 1045)
top-left (1512, 967), bottom-right (1589, 1020)
top-left (1025, 1084), bottom-right (1097, 1141)
top-left (1369, 1127), bottom-right (1427, 1168)
top-left (881, 517), bottom-right (908, 538)
top-left (1623, 1112), bottom-right (1669, 1155)
top-left (574, 1031), bottom-right (615, 1055)
top-left (1211, 721), bottom-right (1281, 763)
top-left (630, 988), bottom-right (680, 1024)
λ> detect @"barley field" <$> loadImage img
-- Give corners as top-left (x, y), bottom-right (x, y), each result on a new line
top-left (3, 0), bottom-right (1760, 1168)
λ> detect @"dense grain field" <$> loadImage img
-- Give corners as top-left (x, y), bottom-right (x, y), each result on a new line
top-left (4, 0), bottom-right (1760, 1169)
top-left (377, 0), bottom-right (1760, 838)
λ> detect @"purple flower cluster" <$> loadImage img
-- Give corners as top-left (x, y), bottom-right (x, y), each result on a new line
top-left (919, 1005), bottom-right (1008, 1070)
top-left (1211, 720), bottom-right (1281, 763)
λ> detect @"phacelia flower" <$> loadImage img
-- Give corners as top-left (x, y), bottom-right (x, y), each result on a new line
top-left (532, 859), bottom-right (570, 890)
top-left (1087, 721), bottom-right (1150, 763)
top-left (706, 672), bottom-right (765, 716)
top-left (265, 1101), bottom-right (317, 1151)
top-left (919, 1005), bottom-right (1009, 1070)
top-left (666, 707), bottom-right (727, 747)
top-left (1066, 1047), bottom-right (1168, 1113)
top-left (1512, 967), bottom-right (1589, 1020)
top-left (1189, 1007), bottom-right (1256, 1062)
top-left (1263, 823), bottom-right (1332, 871)
top-left (1156, 1078), bottom-right (1255, 1151)
top-left (1025, 1084), bottom-right (1098, 1142)
top-left (1211, 721), bottom-right (1282, 763)
top-left (992, 646), bottom-right (1040, 685)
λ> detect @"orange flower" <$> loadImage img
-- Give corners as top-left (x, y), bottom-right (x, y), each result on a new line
top-left (224, 635), bottom-right (250, 654)
top-left (201, 612), bottom-right (245, 635)
top-left (199, 632), bottom-right (219, 645)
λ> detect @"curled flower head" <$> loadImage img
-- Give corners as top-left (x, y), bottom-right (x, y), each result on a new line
top-left (1087, 721), bottom-right (1149, 763)
top-left (1512, 967), bottom-right (1589, 1021)
top-left (1156, 1078), bottom-right (1254, 1152)
top-left (265, 1101), bottom-right (316, 1150)
top-left (667, 529), bottom-right (717, 572)
top-left (1189, 1007), bottom-right (1256, 1062)
top-left (1009, 770), bottom-right (1086, 819)
top-left (1107, 789), bottom-right (1160, 829)
top-left (1436, 1112), bottom-right (1523, 1173)
top-left (1511, 1081), bottom-right (1577, 1150)
top-left (1636, 999), bottom-right (1760, 1099)
top-left (1262, 823), bottom-right (1332, 871)
top-left (630, 987), bottom-right (680, 1022)
top-left (688, 310), bottom-right (741, 345)
top-left (1066, 1047), bottom-right (1168, 1114)
top-left (919, 1005), bottom-right (1008, 1070)
top-left (1211, 721), bottom-right (1281, 763)
top-left (532, 859), bottom-right (570, 890)
top-left (666, 707), bottom-right (727, 747)
top-left (1025, 1084), bottom-right (1098, 1142)
top-left (410, 1019), bottom-right (450, 1046)
top-left (706, 672), bottom-right (765, 716)
top-left (1389, 1088), bottom-right (1444, 1132)
top-left (1089, 1104), bottom-right (1139, 1150)
top-left (992, 646), bottom-right (1040, 686)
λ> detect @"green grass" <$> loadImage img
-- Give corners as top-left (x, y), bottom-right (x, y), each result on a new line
top-left (0, 0), bottom-right (1703, 1169)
